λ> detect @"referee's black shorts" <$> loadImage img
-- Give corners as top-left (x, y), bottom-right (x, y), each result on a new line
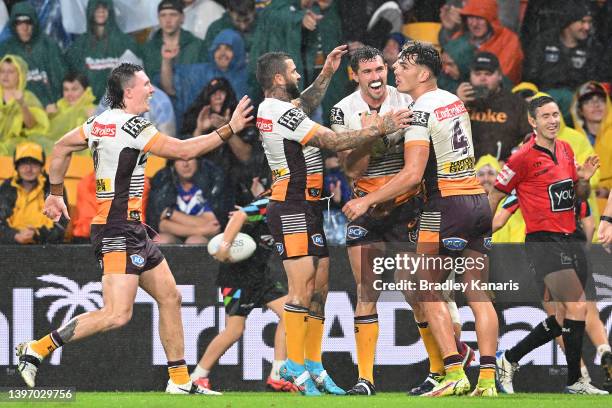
top-left (525, 231), bottom-right (593, 300)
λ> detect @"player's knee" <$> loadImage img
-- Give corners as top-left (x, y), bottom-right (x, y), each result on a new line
top-left (564, 300), bottom-right (587, 318)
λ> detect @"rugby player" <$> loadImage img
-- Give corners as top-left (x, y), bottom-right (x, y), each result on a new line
top-left (17, 63), bottom-right (254, 394)
top-left (255, 46), bottom-right (411, 395)
top-left (331, 46), bottom-right (472, 396)
top-left (489, 96), bottom-right (602, 394)
top-left (343, 42), bottom-right (498, 397)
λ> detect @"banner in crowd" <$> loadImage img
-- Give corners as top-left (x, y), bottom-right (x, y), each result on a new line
top-left (1, 245), bottom-right (611, 392)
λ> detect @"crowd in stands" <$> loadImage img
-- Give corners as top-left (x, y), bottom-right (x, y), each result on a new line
top-left (1, 0), bottom-right (611, 246)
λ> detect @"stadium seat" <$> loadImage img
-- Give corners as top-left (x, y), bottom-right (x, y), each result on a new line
top-left (0, 156), bottom-right (14, 181)
top-left (402, 22), bottom-right (442, 49)
top-left (145, 155), bottom-right (166, 178)
top-left (58, 156), bottom-right (94, 206)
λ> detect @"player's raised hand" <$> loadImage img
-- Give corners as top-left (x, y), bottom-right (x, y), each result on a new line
top-left (322, 44), bottom-right (348, 75)
top-left (577, 155), bottom-right (600, 180)
top-left (229, 96), bottom-right (254, 133)
top-left (43, 195), bottom-right (69, 222)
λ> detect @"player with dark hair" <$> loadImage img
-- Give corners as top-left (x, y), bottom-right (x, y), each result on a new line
top-left (332, 45), bottom-right (472, 395)
top-left (490, 95), bottom-right (602, 394)
top-left (255, 46), bottom-right (412, 395)
top-left (343, 42), bottom-right (498, 397)
top-left (16, 62), bottom-right (254, 394)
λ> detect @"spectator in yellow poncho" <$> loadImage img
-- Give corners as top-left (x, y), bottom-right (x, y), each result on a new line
top-left (0, 54), bottom-right (49, 155)
top-left (570, 81), bottom-right (612, 212)
top-left (475, 154), bottom-right (526, 243)
top-left (47, 72), bottom-right (96, 145)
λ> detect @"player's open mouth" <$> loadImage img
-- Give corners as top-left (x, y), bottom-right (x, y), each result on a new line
top-left (369, 81), bottom-right (383, 90)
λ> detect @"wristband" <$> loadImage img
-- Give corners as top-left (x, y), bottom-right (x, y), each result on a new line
top-left (601, 215), bottom-right (612, 224)
top-left (50, 183), bottom-right (63, 196)
top-left (216, 124), bottom-right (234, 142)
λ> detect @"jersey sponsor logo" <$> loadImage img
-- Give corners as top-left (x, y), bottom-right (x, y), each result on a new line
top-left (95, 178), bottom-right (111, 192)
top-left (278, 108), bottom-right (307, 131)
top-left (469, 109), bottom-right (508, 123)
top-left (130, 254), bottom-right (145, 268)
top-left (446, 157), bottom-right (475, 173)
top-left (347, 225), bottom-right (368, 240)
top-left (275, 242), bottom-right (285, 255)
top-left (311, 233), bottom-right (325, 247)
top-left (272, 168), bottom-right (288, 181)
top-left (330, 107), bottom-right (345, 125)
top-left (256, 117), bottom-right (273, 132)
top-left (122, 116), bottom-right (152, 138)
top-left (411, 111), bottom-right (430, 127)
top-left (497, 164), bottom-right (516, 186)
top-left (548, 179), bottom-right (574, 212)
top-left (434, 100), bottom-right (467, 121)
top-left (442, 237), bottom-right (468, 251)
top-left (91, 122), bottom-right (116, 137)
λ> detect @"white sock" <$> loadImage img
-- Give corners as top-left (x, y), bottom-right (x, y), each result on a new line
top-left (581, 364), bottom-right (590, 381)
top-left (190, 364), bottom-right (210, 381)
top-left (270, 360), bottom-right (284, 380)
top-left (597, 344), bottom-right (612, 359)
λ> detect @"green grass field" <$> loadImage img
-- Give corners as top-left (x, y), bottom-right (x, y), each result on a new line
top-left (2, 392), bottom-right (612, 408)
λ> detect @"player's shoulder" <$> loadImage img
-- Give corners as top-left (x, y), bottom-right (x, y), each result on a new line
top-left (331, 90), bottom-right (364, 126)
top-left (414, 88), bottom-right (459, 112)
top-left (386, 85), bottom-right (413, 106)
top-left (258, 98), bottom-right (296, 116)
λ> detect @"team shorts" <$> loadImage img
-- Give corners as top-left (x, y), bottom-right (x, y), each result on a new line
top-left (221, 280), bottom-right (286, 317)
top-left (267, 200), bottom-right (329, 260)
top-left (525, 231), bottom-right (590, 299)
top-left (417, 193), bottom-right (492, 256)
top-left (91, 222), bottom-right (164, 275)
top-left (346, 197), bottom-right (421, 247)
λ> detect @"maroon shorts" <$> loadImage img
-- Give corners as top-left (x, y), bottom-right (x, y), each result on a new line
top-left (266, 200), bottom-right (329, 260)
top-left (417, 193), bottom-right (492, 256)
top-left (91, 222), bottom-right (164, 275)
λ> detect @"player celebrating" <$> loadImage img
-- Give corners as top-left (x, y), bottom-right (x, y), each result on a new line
top-left (343, 42), bottom-right (498, 397)
top-left (17, 63), bottom-right (253, 394)
top-left (489, 96), bottom-right (601, 394)
top-left (255, 46), bottom-right (411, 395)
top-left (191, 193), bottom-right (298, 393)
top-left (330, 46), bottom-right (471, 395)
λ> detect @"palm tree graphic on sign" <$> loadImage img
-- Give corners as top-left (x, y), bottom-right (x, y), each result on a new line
top-left (35, 274), bottom-right (103, 365)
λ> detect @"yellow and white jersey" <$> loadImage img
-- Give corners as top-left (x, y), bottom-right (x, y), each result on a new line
top-left (402, 88), bottom-right (484, 198)
top-left (256, 98), bottom-right (322, 202)
top-left (331, 86), bottom-right (412, 202)
top-left (81, 109), bottom-right (161, 224)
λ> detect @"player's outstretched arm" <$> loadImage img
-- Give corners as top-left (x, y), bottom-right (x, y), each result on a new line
top-left (293, 45), bottom-right (348, 115)
top-left (306, 109), bottom-right (411, 152)
top-left (43, 127), bottom-right (89, 222)
top-left (213, 208), bottom-right (248, 263)
top-left (342, 143), bottom-right (427, 220)
top-left (149, 96), bottom-right (254, 160)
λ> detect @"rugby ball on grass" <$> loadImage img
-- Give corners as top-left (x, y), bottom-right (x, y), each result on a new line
top-left (207, 232), bottom-right (256, 263)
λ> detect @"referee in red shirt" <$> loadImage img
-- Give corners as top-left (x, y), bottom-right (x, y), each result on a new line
top-left (488, 95), bottom-right (601, 394)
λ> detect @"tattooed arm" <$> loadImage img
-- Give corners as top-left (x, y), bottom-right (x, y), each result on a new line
top-left (305, 109), bottom-right (411, 152)
top-left (292, 45), bottom-right (348, 115)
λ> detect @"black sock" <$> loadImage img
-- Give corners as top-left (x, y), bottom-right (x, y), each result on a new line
top-left (563, 319), bottom-right (586, 385)
top-left (506, 315), bottom-right (562, 363)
